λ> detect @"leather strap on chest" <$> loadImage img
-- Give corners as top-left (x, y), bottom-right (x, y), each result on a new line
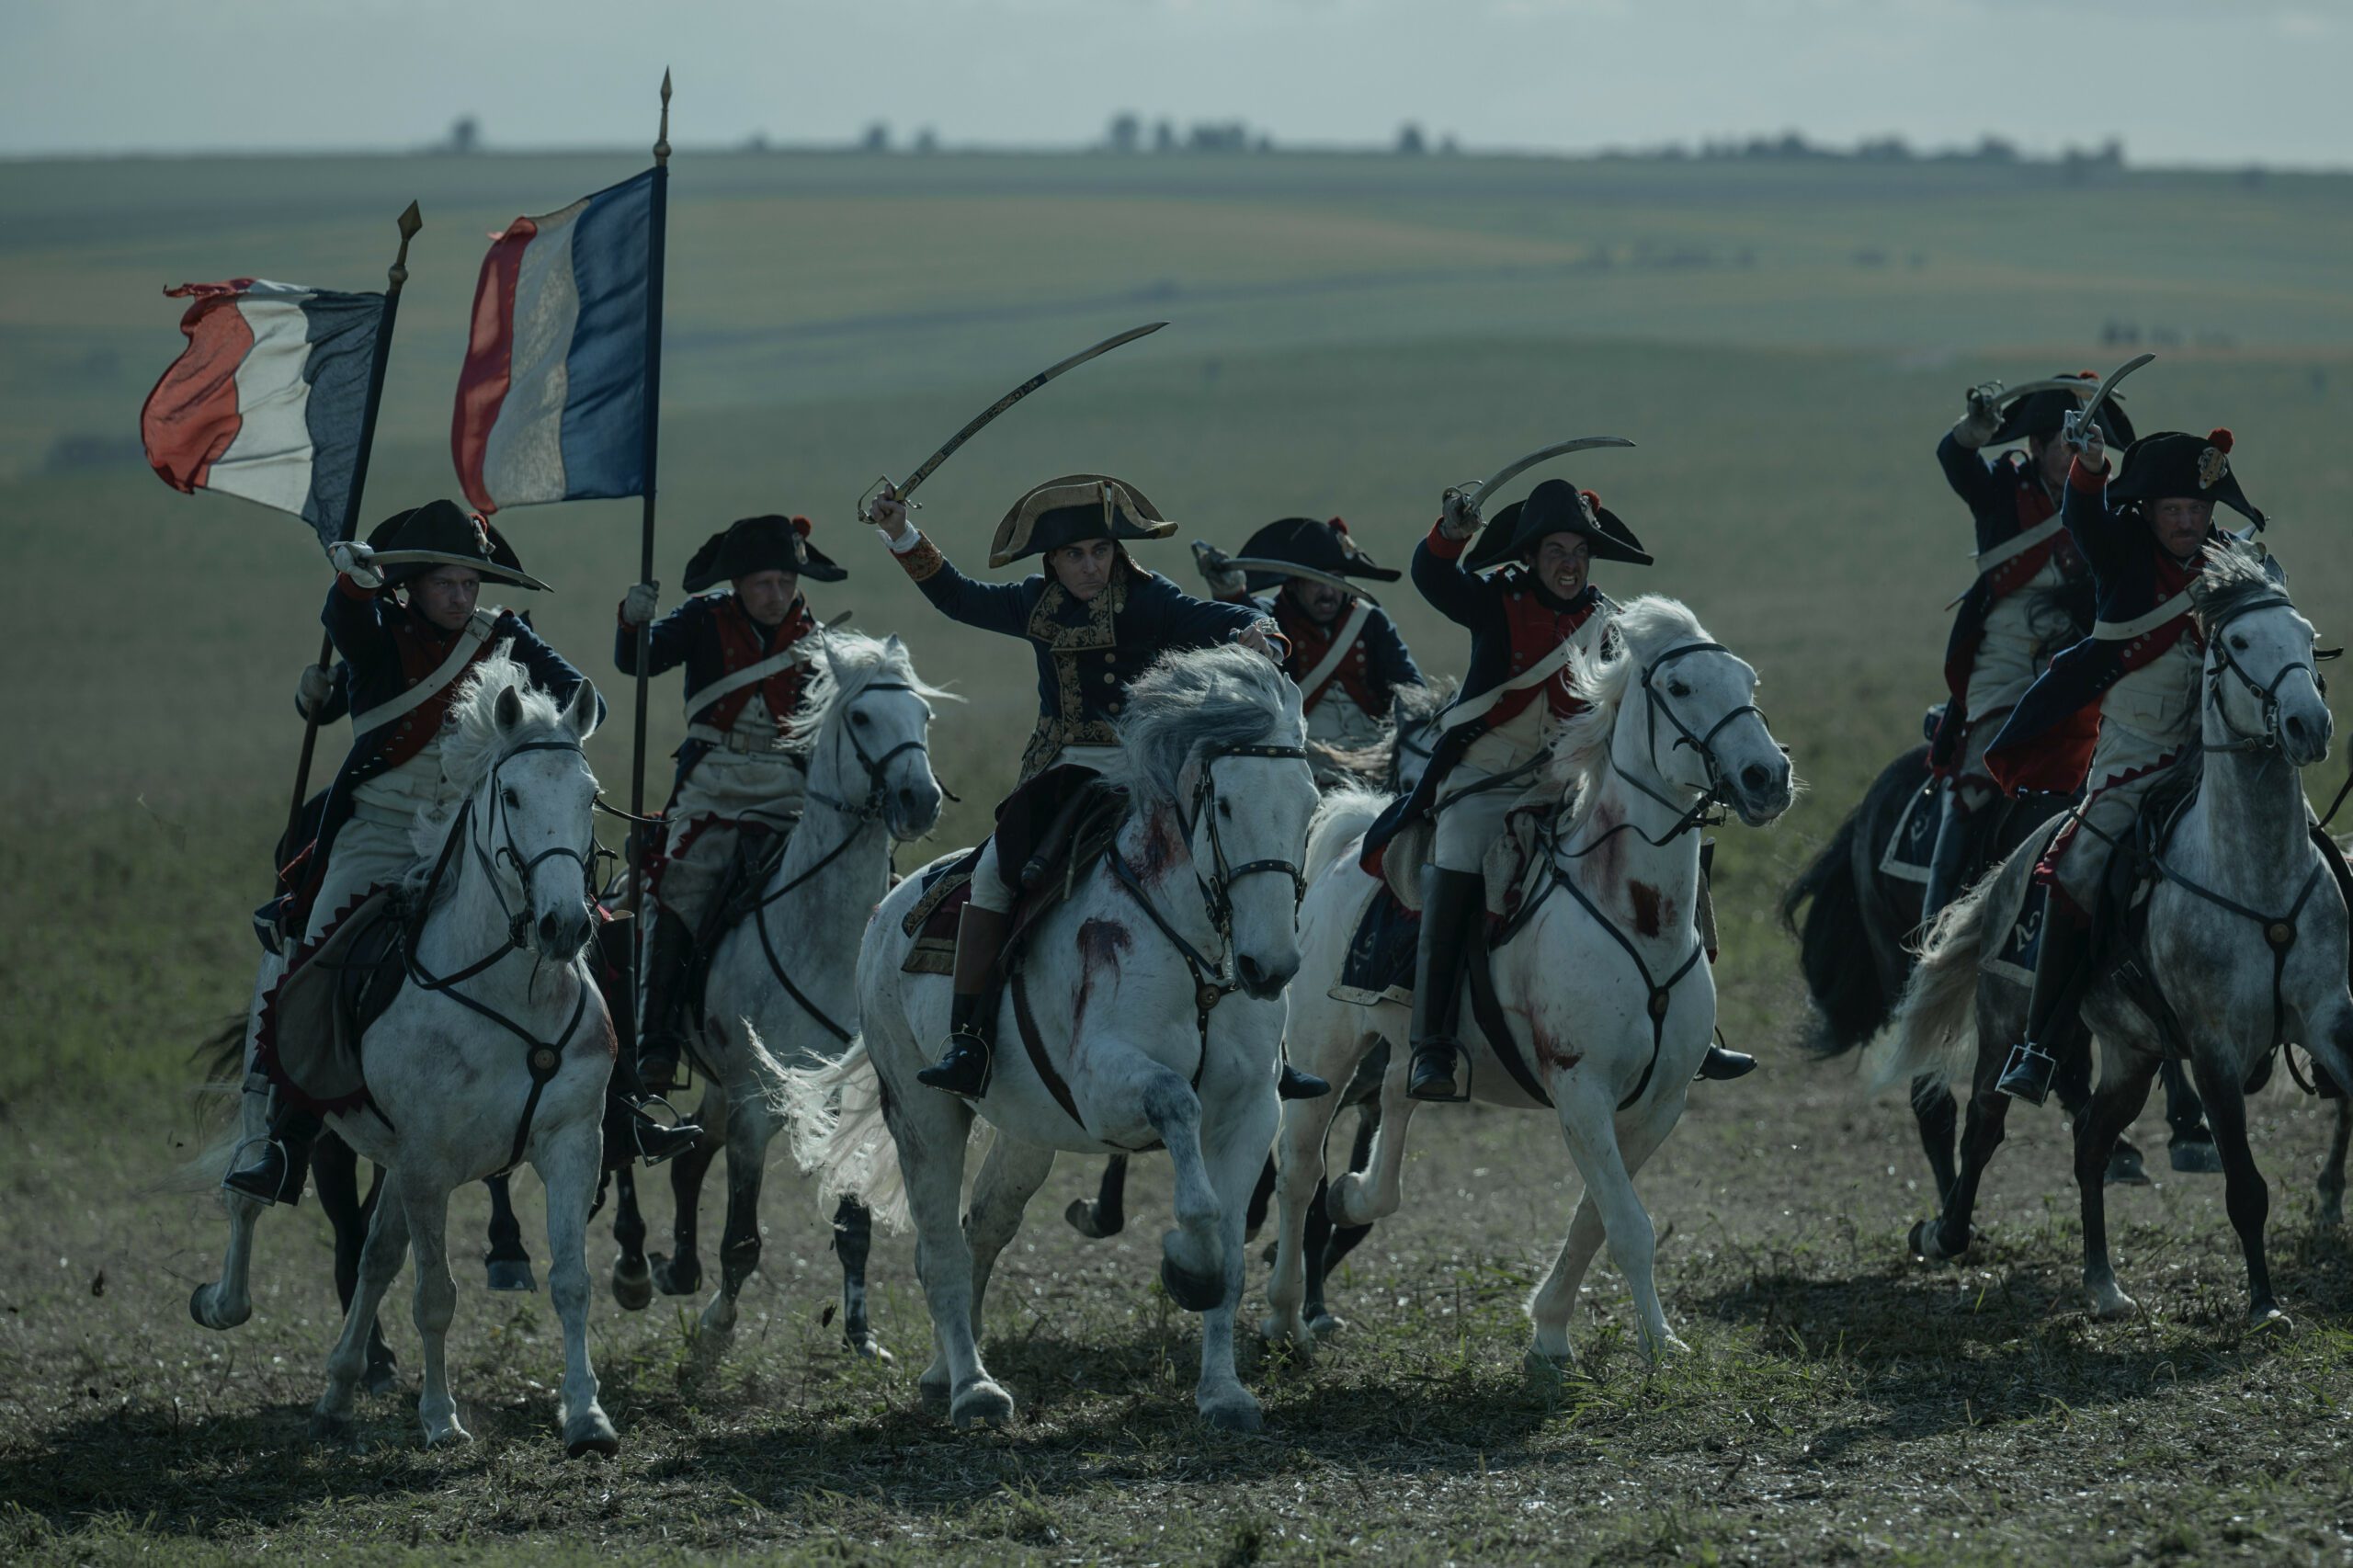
top-left (683, 638), bottom-right (815, 721)
top-left (1292, 598), bottom-right (1373, 706)
top-left (349, 609), bottom-right (498, 736)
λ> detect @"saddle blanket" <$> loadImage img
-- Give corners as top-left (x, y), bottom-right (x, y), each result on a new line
top-left (1330, 881), bottom-right (1422, 1007)
top-left (1878, 774), bottom-right (1939, 886)
top-left (256, 889), bottom-right (407, 1118)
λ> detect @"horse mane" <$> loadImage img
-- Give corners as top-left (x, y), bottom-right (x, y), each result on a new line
top-left (783, 631), bottom-right (957, 752)
top-left (408, 645), bottom-right (574, 861)
top-left (2191, 540), bottom-right (2287, 640)
top-left (1393, 675), bottom-right (1461, 727)
top-left (1546, 595), bottom-right (1713, 796)
top-left (1107, 643), bottom-right (1304, 809)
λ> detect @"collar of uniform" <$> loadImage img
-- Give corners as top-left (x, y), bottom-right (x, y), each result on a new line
top-left (1526, 575), bottom-right (1597, 617)
top-left (1028, 572), bottom-right (1128, 650)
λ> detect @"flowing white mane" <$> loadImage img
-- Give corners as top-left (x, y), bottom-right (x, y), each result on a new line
top-left (405, 646), bottom-right (580, 863)
top-left (1108, 644), bottom-right (1305, 809)
top-left (783, 631), bottom-right (957, 752)
top-left (2191, 539), bottom-right (2289, 639)
top-left (1546, 595), bottom-right (1715, 797)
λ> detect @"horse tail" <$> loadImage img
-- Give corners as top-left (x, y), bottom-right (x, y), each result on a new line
top-left (1782, 801), bottom-right (1890, 1057)
top-left (1880, 881), bottom-right (1989, 1093)
top-left (197, 1014), bottom-right (247, 1085)
top-left (1306, 788), bottom-right (1388, 886)
top-left (779, 1036), bottom-right (910, 1233)
top-left (165, 1015), bottom-right (255, 1191)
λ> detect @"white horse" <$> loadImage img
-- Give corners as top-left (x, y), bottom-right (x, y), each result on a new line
top-left (193, 653), bottom-right (619, 1454)
top-left (1888, 542), bottom-right (2353, 1327)
top-left (790, 644), bottom-right (1318, 1430)
top-left (1267, 597), bottom-right (1795, 1367)
top-left (608, 632), bottom-right (948, 1366)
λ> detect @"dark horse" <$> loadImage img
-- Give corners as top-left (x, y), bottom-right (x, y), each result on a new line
top-left (1782, 742), bottom-right (2218, 1195)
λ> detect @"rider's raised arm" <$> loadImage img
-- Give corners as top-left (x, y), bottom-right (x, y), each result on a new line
top-left (1411, 517), bottom-right (1503, 635)
top-left (2058, 450), bottom-right (2132, 579)
top-left (321, 570), bottom-right (393, 665)
top-left (1935, 426), bottom-right (2005, 515)
top-left (884, 528), bottom-right (1036, 637)
top-left (613, 593), bottom-right (702, 678)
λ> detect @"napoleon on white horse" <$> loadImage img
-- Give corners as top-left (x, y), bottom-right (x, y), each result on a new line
top-left (194, 653), bottom-right (622, 1455)
top-left (789, 643), bottom-right (1318, 1430)
top-left (1267, 597), bottom-right (1794, 1367)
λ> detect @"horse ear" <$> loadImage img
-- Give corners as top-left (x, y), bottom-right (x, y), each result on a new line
top-left (885, 632), bottom-right (905, 656)
top-left (824, 637), bottom-right (847, 683)
top-left (566, 677), bottom-right (601, 741)
top-left (494, 686), bottom-right (524, 733)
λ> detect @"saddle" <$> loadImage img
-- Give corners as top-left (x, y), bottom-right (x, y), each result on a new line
top-left (901, 773), bottom-right (1133, 978)
top-left (675, 823), bottom-right (794, 1039)
top-left (254, 888), bottom-right (412, 1119)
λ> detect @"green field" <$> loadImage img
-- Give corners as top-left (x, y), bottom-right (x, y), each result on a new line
top-left (6, 150), bottom-right (2353, 1563)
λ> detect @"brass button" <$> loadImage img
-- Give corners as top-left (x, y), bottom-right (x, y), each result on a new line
top-left (1107, 701), bottom-right (1122, 714)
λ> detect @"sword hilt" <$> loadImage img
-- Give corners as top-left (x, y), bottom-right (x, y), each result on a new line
top-left (857, 476), bottom-right (919, 528)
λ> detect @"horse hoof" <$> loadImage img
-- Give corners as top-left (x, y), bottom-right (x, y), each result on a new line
top-left (423, 1421), bottom-right (473, 1449)
top-left (188, 1285), bottom-right (247, 1331)
top-left (1523, 1346), bottom-right (1575, 1385)
top-left (1063, 1198), bottom-right (1121, 1240)
top-left (364, 1354), bottom-right (400, 1398)
top-left (949, 1380), bottom-right (1015, 1429)
top-left (1644, 1333), bottom-right (1693, 1363)
top-left (2248, 1305), bottom-right (2296, 1337)
top-left (2170, 1137), bottom-right (2225, 1176)
top-left (563, 1410), bottom-right (621, 1459)
top-left (1199, 1394), bottom-right (1263, 1433)
top-left (1908, 1219), bottom-right (1971, 1264)
top-left (844, 1331), bottom-right (894, 1364)
top-left (610, 1256), bottom-right (653, 1312)
top-left (485, 1258), bottom-right (539, 1293)
top-left (919, 1379), bottom-right (953, 1414)
top-left (650, 1252), bottom-right (701, 1296)
top-left (310, 1410), bottom-right (357, 1446)
top-left (1159, 1256), bottom-right (1225, 1313)
top-left (1309, 1311), bottom-right (1347, 1339)
top-left (2104, 1144), bottom-right (2151, 1187)
top-left (2087, 1285), bottom-right (2140, 1322)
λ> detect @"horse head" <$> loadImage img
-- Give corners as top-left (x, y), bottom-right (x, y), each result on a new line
top-left (1567, 597), bottom-right (1795, 829)
top-left (2195, 542), bottom-right (2331, 769)
top-left (1121, 644), bottom-right (1317, 1000)
top-left (448, 655), bottom-right (602, 963)
top-left (796, 631), bottom-right (950, 839)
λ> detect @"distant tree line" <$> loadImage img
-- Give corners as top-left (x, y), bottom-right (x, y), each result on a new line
top-left (1100, 114), bottom-right (1456, 156)
top-left (1617, 131), bottom-right (2128, 171)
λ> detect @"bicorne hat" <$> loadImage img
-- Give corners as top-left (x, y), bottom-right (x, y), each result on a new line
top-left (1463, 478), bottom-right (1653, 573)
top-left (364, 498), bottom-right (548, 591)
top-left (681, 515), bottom-right (846, 594)
top-left (1990, 369), bottom-right (2137, 449)
top-left (1233, 516), bottom-right (1401, 592)
top-left (2107, 429), bottom-right (2263, 527)
top-left (989, 474), bottom-right (1176, 568)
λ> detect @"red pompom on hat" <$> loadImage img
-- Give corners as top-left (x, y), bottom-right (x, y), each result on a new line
top-left (1580, 489), bottom-right (1603, 509)
top-left (1326, 516), bottom-right (1348, 534)
top-left (2208, 428), bottom-right (2234, 453)
top-left (2075, 369), bottom-right (2098, 379)
top-left (790, 515), bottom-right (813, 536)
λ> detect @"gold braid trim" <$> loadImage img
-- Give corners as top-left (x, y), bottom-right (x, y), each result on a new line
top-left (1016, 575), bottom-right (1128, 782)
top-left (895, 535), bottom-right (947, 584)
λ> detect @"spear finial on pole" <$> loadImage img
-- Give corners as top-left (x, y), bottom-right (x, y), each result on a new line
top-left (654, 69), bottom-right (672, 167)
top-left (389, 199), bottom-right (423, 293)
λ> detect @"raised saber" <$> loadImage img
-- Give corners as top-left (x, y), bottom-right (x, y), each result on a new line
top-left (860, 321), bottom-right (1168, 521)
top-left (1995, 377), bottom-right (2104, 408)
top-left (1444, 435), bottom-right (1636, 517)
top-left (1191, 540), bottom-right (1377, 605)
top-left (2064, 352), bottom-right (2155, 450)
top-left (366, 548), bottom-right (554, 593)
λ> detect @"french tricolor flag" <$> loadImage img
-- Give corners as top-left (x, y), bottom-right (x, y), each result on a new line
top-left (451, 168), bottom-right (657, 515)
top-left (141, 279), bottom-right (384, 543)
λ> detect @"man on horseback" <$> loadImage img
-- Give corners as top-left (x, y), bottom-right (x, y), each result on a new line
top-left (865, 476), bottom-right (1327, 1101)
top-left (616, 514), bottom-right (845, 1093)
top-left (1984, 425), bottom-right (2274, 1104)
top-left (1922, 374), bottom-right (2133, 923)
top-left (1198, 517), bottom-right (1423, 785)
top-left (226, 499), bottom-right (696, 1203)
top-left (1362, 480), bottom-right (1756, 1101)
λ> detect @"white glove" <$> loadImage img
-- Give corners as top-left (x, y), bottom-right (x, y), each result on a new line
top-left (621, 580), bottom-right (661, 627)
top-left (1236, 619), bottom-right (1281, 661)
top-left (2067, 414), bottom-right (2108, 471)
top-left (1439, 489), bottom-right (1482, 541)
top-left (296, 664), bottom-right (334, 718)
top-left (865, 491), bottom-right (916, 542)
top-left (1192, 542), bottom-right (1248, 598)
top-left (1954, 383), bottom-right (2002, 449)
top-left (329, 540), bottom-right (382, 590)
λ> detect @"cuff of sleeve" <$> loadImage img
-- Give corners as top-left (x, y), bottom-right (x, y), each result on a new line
top-left (895, 534), bottom-right (947, 583)
top-left (885, 524), bottom-right (924, 554)
top-left (1425, 519), bottom-right (1468, 560)
top-left (2068, 457), bottom-right (2109, 494)
top-left (335, 573), bottom-right (377, 600)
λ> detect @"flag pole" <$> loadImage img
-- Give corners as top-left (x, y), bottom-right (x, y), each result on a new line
top-left (283, 199), bottom-right (423, 862)
top-left (626, 70), bottom-right (671, 960)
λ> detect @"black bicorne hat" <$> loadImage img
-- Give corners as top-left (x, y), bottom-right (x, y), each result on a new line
top-left (1233, 516), bottom-right (1401, 591)
top-left (2107, 428), bottom-right (2263, 526)
top-left (365, 498), bottom-right (546, 591)
top-left (1991, 370), bottom-right (2137, 448)
top-left (989, 474), bottom-right (1176, 568)
top-left (1463, 478), bottom-right (1653, 573)
top-left (681, 515), bottom-right (846, 594)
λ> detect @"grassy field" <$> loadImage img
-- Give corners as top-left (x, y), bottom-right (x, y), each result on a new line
top-left (5, 149), bottom-right (2353, 1562)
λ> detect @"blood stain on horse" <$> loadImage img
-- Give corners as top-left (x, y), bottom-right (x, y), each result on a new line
top-left (1629, 881), bottom-right (1667, 939)
top-left (1134, 807), bottom-right (1185, 884)
top-left (1072, 918), bottom-right (1132, 1035)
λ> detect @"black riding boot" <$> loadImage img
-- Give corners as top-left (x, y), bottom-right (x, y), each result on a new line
top-left (919, 903), bottom-right (1011, 1099)
top-left (1407, 867), bottom-right (1484, 1102)
top-left (608, 1044), bottom-right (704, 1167)
top-left (1997, 905), bottom-right (2092, 1106)
top-left (1689, 869), bottom-right (1756, 1081)
top-left (1278, 1062), bottom-right (1332, 1100)
top-left (636, 907), bottom-right (696, 1094)
top-left (1919, 793), bottom-right (1976, 934)
top-left (222, 1091), bottom-right (322, 1207)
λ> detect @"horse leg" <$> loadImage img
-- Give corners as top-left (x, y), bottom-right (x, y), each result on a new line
top-left (2161, 1061), bottom-right (2222, 1174)
top-left (1305, 1108), bottom-right (1381, 1336)
top-left (1243, 1155), bottom-right (1276, 1244)
top-left (694, 1081), bottom-right (779, 1367)
top-left (1263, 1062), bottom-right (1350, 1357)
top-left (539, 1121), bottom-right (620, 1457)
top-left (2074, 1056), bottom-right (2161, 1319)
top-left (2321, 1098), bottom-right (2351, 1229)
top-left (401, 1177), bottom-right (468, 1448)
top-left (1912, 1046), bottom-right (2011, 1263)
top-left (608, 1166), bottom-right (652, 1311)
top-left (650, 1134), bottom-right (720, 1297)
top-left (963, 1137), bottom-right (1056, 1348)
top-left (1535, 1091), bottom-right (1680, 1366)
top-left (890, 1086), bottom-right (1006, 1426)
top-left (2189, 1053), bottom-right (2287, 1330)
top-left (1325, 1038), bottom-right (1422, 1228)
top-left (1138, 1067), bottom-right (1226, 1313)
top-left (1189, 1074), bottom-right (1278, 1432)
top-left (1064, 1155), bottom-right (1130, 1240)
top-left (313, 1136), bottom-right (397, 1394)
top-left (483, 1173), bottom-right (537, 1292)
top-left (311, 1182), bottom-right (410, 1443)
top-left (1909, 1075), bottom-right (1959, 1203)
top-left (833, 1196), bottom-right (891, 1361)
top-left (190, 1078), bottom-right (275, 1333)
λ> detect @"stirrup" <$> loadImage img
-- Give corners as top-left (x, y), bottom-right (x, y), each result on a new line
top-left (1696, 1043), bottom-right (1757, 1082)
top-left (1407, 1041), bottom-right (1469, 1104)
top-left (1996, 1040), bottom-right (2059, 1106)
top-left (917, 1029), bottom-right (993, 1100)
top-left (222, 1136), bottom-right (298, 1207)
top-left (628, 1096), bottom-right (703, 1167)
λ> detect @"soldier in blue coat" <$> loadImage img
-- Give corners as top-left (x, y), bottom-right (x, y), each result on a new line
top-left (614, 514), bottom-right (844, 1088)
top-left (228, 500), bottom-right (699, 1202)
top-left (867, 474), bottom-right (1325, 1100)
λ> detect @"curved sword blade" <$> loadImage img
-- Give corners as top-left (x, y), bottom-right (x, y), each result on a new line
top-left (369, 548), bottom-right (553, 593)
top-left (2070, 352), bottom-right (2156, 445)
top-left (1221, 556), bottom-right (1380, 606)
top-left (888, 322), bottom-right (1169, 507)
top-left (1995, 377), bottom-right (2103, 408)
top-left (1467, 436), bottom-right (1636, 505)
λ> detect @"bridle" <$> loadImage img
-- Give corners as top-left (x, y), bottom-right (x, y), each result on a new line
top-left (2202, 593), bottom-right (2326, 756)
top-left (805, 678), bottom-right (935, 822)
top-left (1559, 641), bottom-right (1770, 858)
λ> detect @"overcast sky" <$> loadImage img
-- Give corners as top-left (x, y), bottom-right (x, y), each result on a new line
top-left (4, 0), bottom-right (2346, 167)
